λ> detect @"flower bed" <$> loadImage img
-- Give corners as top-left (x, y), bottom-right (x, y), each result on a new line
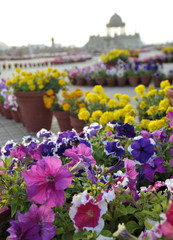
top-left (1, 106), bottom-right (173, 239)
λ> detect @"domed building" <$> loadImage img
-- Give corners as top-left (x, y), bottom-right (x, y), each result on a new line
top-left (83, 13), bottom-right (143, 52)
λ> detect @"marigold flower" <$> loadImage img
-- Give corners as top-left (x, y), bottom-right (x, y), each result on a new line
top-left (59, 79), bottom-right (66, 86)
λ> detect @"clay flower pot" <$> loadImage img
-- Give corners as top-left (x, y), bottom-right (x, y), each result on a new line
top-left (106, 77), bottom-right (116, 86)
top-left (53, 111), bottom-right (72, 132)
top-left (10, 108), bottom-right (20, 123)
top-left (75, 77), bottom-right (86, 86)
top-left (128, 76), bottom-right (139, 86)
top-left (2, 107), bottom-right (12, 119)
top-left (152, 76), bottom-right (161, 88)
top-left (167, 88), bottom-right (173, 105)
top-left (70, 115), bottom-right (86, 133)
top-left (96, 77), bottom-right (106, 86)
top-left (117, 77), bottom-right (127, 87)
top-left (15, 91), bottom-right (53, 133)
top-left (140, 76), bottom-right (151, 87)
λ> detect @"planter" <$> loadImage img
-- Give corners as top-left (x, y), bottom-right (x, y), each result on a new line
top-left (152, 76), bottom-right (161, 88)
top-left (117, 77), bottom-right (127, 87)
top-left (87, 79), bottom-right (96, 86)
top-left (10, 108), bottom-right (20, 123)
top-left (167, 88), bottom-right (173, 105)
top-left (106, 77), bottom-right (116, 86)
top-left (140, 76), bottom-right (151, 87)
top-left (2, 107), bottom-right (12, 119)
top-left (69, 76), bottom-right (76, 85)
top-left (70, 115), bottom-right (86, 133)
top-left (128, 76), bottom-right (139, 86)
top-left (75, 77), bottom-right (86, 86)
top-left (0, 102), bottom-right (4, 115)
top-left (96, 77), bottom-right (106, 86)
top-left (14, 91), bottom-right (53, 133)
top-left (53, 111), bottom-right (72, 132)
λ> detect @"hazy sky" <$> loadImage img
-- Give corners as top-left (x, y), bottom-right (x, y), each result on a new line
top-left (1, 0), bottom-right (173, 47)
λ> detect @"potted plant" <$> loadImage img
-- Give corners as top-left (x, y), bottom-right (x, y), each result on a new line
top-left (6, 67), bottom-right (69, 133)
top-left (105, 67), bottom-right (117, 86)
top-left (126, 62), bottom-right (140, 86)
top-left (43, 89), bottom-right (72, 132)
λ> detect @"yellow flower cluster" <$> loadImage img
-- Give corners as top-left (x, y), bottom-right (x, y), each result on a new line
top-left (6, 67), bottom-right (68, 93)
top-left (100, 49), bottom-right (130, 63)
top-left (43, 89), bottom-right (56, 109)
top-left (161, 46), bottom-right (173, 53)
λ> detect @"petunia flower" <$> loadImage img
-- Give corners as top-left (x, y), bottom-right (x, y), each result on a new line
top-left (116, 123), bottom-right (136, 138)
top-left (124, 158), bottom-right (138, 180)
top-left (69, 190), bottom-right (108, 234)
top-left (104, 140), bottom-right (125, 159)
top-left (128, 136), bottom-right (155, 163)
top-left (22, 156), bottom-right (73, 207)
top-left (63, 143), bottom-right (96, 167)
top-left (17, 204), bottom-right (56, 240)
top-left (143, 157), bottom-right (166, 182)
top-left (161, 200), bottom-right (173, 239)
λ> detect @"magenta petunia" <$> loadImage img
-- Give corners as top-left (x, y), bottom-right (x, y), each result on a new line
top-left (22, 156), bottom-right (73, 207)
top-left (69, 190), bottom-right (108, 234)
top-left (63, 143), bottom-right (96, 167)
top-left (124, 158), bottom-right (138, 180)
top-left (162, 200), bottom-right (173, 239)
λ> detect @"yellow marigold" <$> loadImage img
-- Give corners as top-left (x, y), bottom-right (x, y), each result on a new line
top-left (119, 99), bottom-right (128, 107)
top-left (108, 99), bottom-right (118, 108)
top-left (135, 84), bottom-right (146, 96)
top-left (124, 116), bottom-right (135, 124)
top-left (99, 111), bottom-right (114, 125)
top-left (6, 80), bottom-right (11, 86)
top-left (100, 99), bottom-right (107, 105)
top-left (46, 89), bottom-right (54, 96)
top-left (121, 94), bottom-right (130, 102)
top-left (75, 89), bottom-right (83, 97)
top-left (59, 79), bottom-right (66, 86)
top-left (79, 103), bottom-right (85, 108)
top-left (78, 110), bottom-right (90, 121)
top-left (15, 68), bottom-right (22, 73)
top-left (139, 101), bottom-right (147, 109)
top-left (158, 89), bottom-right (164, 95)
top-left (52, 71), bottom-right (60, 78)
top-left (123, 104), bottom-right (133, 112)
top-left (129, 109), bottom-right (136, 117)
top-left (62, 90), bottom-right (68, 98)
top-left (38, 84), bottom-right (44, 89)
top-left (37, 70), bottom-right (45, 77)
top-left (113, 109), bottom-right (125, 120)
top-left (164, 86), bottom-right (172, 96)
top-left (86, 93), bottom-right (99, 103)
top-left (29, 85), bottom-right (36, 91)
top-left (114, 93), bottom-right (121, 99)
top-left (92, 85), bottom-right (104, 93)
top-left (37, 78), bottom-right (43, 85)
top-left (148, 118), bottom-right (167, 132)
top-left (62, 103), bottom-right (70, 111)
top-left (47, 67), bottom-right (52, 73)
top-left (147, 106), bottom-right (159, 115)
top-left (98, 92), bottom-right (109, 100)
top-left (91, 110), bottom-right (103, 121)
top-left (27, 79), bottom-right (34, 86)
top-left (158, 98), bottom-right (170, 112)
top-left (61, 71), bottom-right (67, 77)
top-left (133, 96), bottom-right (138, 101)
top-left (138, 119), bottom-right (150, 129)
top-left (147, 89), bottom-right (157, 97)
top-left (21, 71), bottom-right (27, 76)
top-left (148, 85), bottom-right (155, 91)
top-left (85, 91), bottom-right (90, 96)
top-left (166, 106), bottom-right (173, 113)
top-left (160, 80), bottom-right (171, 89)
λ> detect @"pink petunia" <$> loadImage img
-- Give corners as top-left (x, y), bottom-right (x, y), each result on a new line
top-left (161, 200), bottom-right (173, 239)
top-left (124, 158), bottom-right (138, 180)
top-left (22, 156), bottom-right (73, 207)
top-left (63, 143), bottom-right (96, 167)
top-left (69, 190), bottom-right (108, 234)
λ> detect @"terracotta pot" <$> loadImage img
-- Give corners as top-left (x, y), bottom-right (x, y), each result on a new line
top-left (152, 76), bottom-right (161, 88)
top-left (140, 76), bottom-right (151, 87)
top-left (87, 79), bottom-right (96, 86)
top-left (69, 76), bottom-right (76, 85)
top-left (0, 102), bottom-right (4, 115)
top-left (128, 76), bottom-right (139, 86)
top-left (10, 108), bottom-right (20, 123)
top-left (2, 107), bottom-right (12, 119)
top-left (70, 115), bottom-right (86, 133)
top-left (96, 77), bottom-right (106, 86)
top-left (75, 77), bottom-right (86, 86)
top-left (117, 77), bottom-right (127, 87)
top-left (14, 91), bottom-right (53, 133)
top-left (53, 111), bottom-right (72, 132)
top-left (167, 88), bottom-right (173, 105)
top-left (106, 77), bottom-right (116, 86)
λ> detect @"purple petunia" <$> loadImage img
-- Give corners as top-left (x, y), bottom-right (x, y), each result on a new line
top-left (104, 140), bottom-right (126, 159)
top-left (143, 156), bottom-right (166, 182)
top-left (36, 128), bottom-right (55, 138)
top-left (128, 136), bottom-right (155, 163)
top-left (83, 123), bottom-right (102, 138)
top-left (116, 123), bottom-right (136, 138)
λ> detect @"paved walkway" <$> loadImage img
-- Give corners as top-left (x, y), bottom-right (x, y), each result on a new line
top-left (0, 53), bottom-right (173, 147)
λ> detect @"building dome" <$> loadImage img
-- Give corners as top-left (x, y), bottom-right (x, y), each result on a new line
top-left (106, 13), bottom-right (125, 28)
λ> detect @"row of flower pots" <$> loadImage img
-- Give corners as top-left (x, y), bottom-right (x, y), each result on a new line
top-left (69, 75), bottom-right (170, 87)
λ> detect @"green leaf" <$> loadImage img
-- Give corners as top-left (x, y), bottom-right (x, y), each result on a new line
top-left (126, 205), bottom-right (137, 215)
top-left (144, 220), bottom-right (153, 230)
top-left (126, 221), bottom-right (141, 234)
top-left (100, 229), bottom-right (112, 237)
top-left (56, 227), bottom-right (65, 235)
